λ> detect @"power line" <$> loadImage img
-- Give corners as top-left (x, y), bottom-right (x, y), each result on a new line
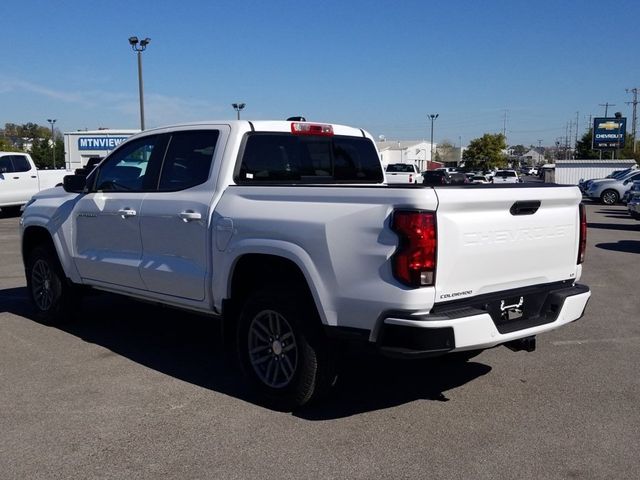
top-left (599, 102), bottom-right (615, 117)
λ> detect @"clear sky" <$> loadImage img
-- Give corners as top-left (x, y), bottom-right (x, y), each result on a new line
top-left (2, 0), bottom-right (639, 147)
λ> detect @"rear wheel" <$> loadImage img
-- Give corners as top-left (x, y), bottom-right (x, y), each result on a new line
top-left (25, 245), bottom-right (77, 324)
top-left (236, 286), bottom-right (335, 410)
top-left (600, 189), bottom-right (619, 205)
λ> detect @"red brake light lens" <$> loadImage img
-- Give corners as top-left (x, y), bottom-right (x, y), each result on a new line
top-left (391, 211), bottom-right (437, 287)
top-left (291, 122), bottom-right (334, 136)
top-left (578, 203), bottom-right (587, 264)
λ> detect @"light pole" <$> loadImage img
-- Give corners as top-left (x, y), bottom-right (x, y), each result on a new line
top-left (47, 119), bottom-right (56, 169)
top-left (428, 114), bottom-right (439, 170)
top-left (128, 36), bottom-right (150, 130)
top-left (232, 103), bottom-right (246, 120)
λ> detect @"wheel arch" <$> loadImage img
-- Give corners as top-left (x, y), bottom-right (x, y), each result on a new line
top-left (222, 251), bottom-right (334, 328)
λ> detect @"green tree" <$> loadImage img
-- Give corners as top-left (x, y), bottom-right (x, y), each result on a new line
top-left (435, 139), bottom-right (458, 164)
top-left (575, 130), bottom-right (640, 164)
top-left (462, 133), bottom-right (507, 170)
top-left (510, 144), bottom-right (527, 156)
top-left (574, 130), bottom-right (599, 159)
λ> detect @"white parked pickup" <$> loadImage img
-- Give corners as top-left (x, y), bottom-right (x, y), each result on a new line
top-left (20, 120), bottom-right (591, 408)
top-left (0, 152), bottom-right (67, 214)
top-left (385, 163), bottom-right (423, 184)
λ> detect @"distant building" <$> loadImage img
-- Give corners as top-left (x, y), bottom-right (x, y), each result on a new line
top-left (522, 148), bottom-right (545, 165)
top-left (376, 140), bottom-right (439, 170)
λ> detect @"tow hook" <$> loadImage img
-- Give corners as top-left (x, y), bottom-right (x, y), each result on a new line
top-left (505, 336), bottom-right (536, 352)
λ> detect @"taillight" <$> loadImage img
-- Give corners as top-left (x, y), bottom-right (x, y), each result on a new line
top-left (391, 210), bottom-right (437, 287)
top-left (290, 122), bottom-right (333, 136)
top-left (578, 203), bottom-right (587, 264)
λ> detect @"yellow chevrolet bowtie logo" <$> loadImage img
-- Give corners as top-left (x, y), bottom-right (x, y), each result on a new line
top-left (598, 121), bottom-right (621, 130)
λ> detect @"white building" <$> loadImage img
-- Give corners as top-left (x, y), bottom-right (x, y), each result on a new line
top-left (64, 129), bottom-right (139, 171)
top-left (376, 140), bottom-right (436, 171)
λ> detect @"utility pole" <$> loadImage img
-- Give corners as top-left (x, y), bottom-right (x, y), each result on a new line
top-left (599, 102), bottom-right (615, 118)
top-left (537, 139), bottom-right (542, 165)
top-left (568, 121), bottom-right (573, 158)
top-left (47, 119), bottom-right (56, 169)
top-left (575, 111), bottom-right (579, 145)
top-left (428, 114), bottom-right (438, 169)
top-left (626, 88), bottom-right (638, 152)
top-left (502, 109), bottom-right (508, 143)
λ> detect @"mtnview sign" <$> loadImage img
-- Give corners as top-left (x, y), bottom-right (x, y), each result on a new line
top-left (78, 137), bottom-right (129, 151)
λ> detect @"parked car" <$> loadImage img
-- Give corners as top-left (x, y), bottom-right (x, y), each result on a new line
top-left (579, 167), bottom-right (637, 193)
top-left (584, 170), bottom-right (640, 205)
top-left (0, 152), bottom-right (68, 215)
top-left (491, 170), bottom-right (520, 184)
top-left (471, 175), bottom-right (490, 184)
top-left (448, 172), bottom-right (469, 185)
top-left (422, 169), bottom-right (450, 185)
top-left (627, 191), bottom-right (640, 219)
top-left (622, 180), bottom-right (640, 204)
top-left (385, 163), bottom-right (423, 184)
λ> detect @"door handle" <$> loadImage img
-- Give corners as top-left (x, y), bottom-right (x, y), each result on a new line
top-left (117, 208), bottom-right (137, 218)
top-left (13, 177), bottom-right (20, 180)
top-left (179, 210), bottom-right (202, 222)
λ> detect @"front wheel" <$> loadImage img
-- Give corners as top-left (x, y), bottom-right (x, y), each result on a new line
top-left (236, 286), bottom-right (335, 410)
top-left (25, 245), bottom-right (77, 324)
top-left (600, 189), bottom-right (619, 205)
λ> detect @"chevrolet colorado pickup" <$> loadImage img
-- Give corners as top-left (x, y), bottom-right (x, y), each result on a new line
top-left (20, 120), bottom-right (591, 408)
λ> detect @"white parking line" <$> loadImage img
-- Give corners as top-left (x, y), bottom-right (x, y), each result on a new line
top-left (552, 336), bottom-right (640, 346)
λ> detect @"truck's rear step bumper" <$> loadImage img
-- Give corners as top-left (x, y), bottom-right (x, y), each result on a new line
top-left (377, 283), bottom-right (590, 358)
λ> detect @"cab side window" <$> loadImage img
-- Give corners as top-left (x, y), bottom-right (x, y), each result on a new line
top-left (0, 157), bottom-right (13, 173)
top-left (158, 130), bottom-right (219, 191)
top-left (95, 136), bottom-right (159, 192)
top-left (11, 155), bottom-right (32, 172)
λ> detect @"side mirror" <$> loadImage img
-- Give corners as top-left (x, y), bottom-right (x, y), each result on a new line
top-left (63, 174), bottom-right (87, 193)
top-left (623, 180), bottom-right (629, 185)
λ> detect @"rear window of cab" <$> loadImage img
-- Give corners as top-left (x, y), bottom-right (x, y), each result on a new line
top-left (235, 133), bottom-right (384, 184)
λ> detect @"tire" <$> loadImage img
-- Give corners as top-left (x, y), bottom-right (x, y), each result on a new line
top-left (236, 286), bottom-right (335, 410)
top-left (600, 189), bottom-right (619, 205)
top-left (25, 245), bottom-right (77, 325)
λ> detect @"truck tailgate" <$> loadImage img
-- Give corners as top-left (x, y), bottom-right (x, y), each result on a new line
top-left (433, 185), bottom-right (581, 303)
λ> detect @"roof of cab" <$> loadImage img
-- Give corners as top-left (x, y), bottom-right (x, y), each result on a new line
top-left (139, 120), bottom-right (368, 138)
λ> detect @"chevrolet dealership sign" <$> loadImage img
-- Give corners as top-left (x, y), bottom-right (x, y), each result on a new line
top-left (593, 117), bottom-right (626, 149)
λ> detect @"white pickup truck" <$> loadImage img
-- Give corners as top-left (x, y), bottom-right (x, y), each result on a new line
top-left (20, 120), bottom-right (591, 408)
top-left (385, 163), bottom-right (423, 184)
top-left (0, 152), bottom-right (67, 214)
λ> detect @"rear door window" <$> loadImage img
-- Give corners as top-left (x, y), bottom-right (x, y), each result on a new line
top-left (158, 130), bottom-right (219, 191)
top-left (237, 134), bottom-right (383, 183)
top-left (11, 155), bottom-right (32, 172)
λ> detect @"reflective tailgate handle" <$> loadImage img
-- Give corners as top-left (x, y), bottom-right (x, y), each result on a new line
top-left (510, 200), bottom-right (541, 216)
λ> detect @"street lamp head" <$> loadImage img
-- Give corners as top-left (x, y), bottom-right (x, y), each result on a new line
top-left (140, 38), bottom-right (151, 48)
top-left (129, 36), bottom-right (139, 46)
top-left (232, 103), bottom-right (246, 111)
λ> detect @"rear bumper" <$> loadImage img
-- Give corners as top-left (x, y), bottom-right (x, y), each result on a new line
top-left (376, 283), bottom-right (590, 358)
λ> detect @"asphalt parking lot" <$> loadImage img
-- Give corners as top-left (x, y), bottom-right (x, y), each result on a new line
top-left (0, 201), bottom-right (639, 479)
